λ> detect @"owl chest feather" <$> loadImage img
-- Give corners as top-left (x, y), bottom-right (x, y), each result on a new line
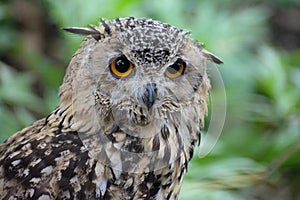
top-left (0, 113), bottom-right (199, 200)
top-left (97, 105), bottom-right (201, 198)
top-left (91, 120), bottom-right (198, 199)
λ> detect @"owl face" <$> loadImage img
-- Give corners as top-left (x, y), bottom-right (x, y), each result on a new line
top-left (78, 18), bottom-right (207, 128)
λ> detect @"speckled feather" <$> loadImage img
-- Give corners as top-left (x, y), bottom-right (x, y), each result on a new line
top-left (0, 17), bottom-right (222, 200)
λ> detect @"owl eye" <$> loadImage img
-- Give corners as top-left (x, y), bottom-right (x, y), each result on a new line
top-left (110, 56), bottom-right (134, 78)
top-left (165, 59), bottom-right (186, 79)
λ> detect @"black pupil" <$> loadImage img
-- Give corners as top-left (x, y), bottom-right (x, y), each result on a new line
top-left (115, 57), bottom-right (130, 73)
top-left (168, 62), bottom-right (181, 74)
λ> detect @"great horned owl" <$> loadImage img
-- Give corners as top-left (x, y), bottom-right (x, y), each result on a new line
top-left (0, 17), bottom-right (222, 199)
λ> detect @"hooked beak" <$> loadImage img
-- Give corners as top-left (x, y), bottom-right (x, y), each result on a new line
top-left (141, 83), bottom-right (157, 111)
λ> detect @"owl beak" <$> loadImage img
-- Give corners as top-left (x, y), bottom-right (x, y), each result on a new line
top-left (142, 83), bottom-right (157, 111)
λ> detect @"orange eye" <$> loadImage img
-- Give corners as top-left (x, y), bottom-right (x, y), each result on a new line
top-left (165, 59), bottom-right (186, 79)
top-left (110, 56), bottom-right (134, 78)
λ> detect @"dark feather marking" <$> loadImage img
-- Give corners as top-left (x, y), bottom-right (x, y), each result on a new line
top-left (124, 136), bottom-right (144, 153)
top-left (162, 182), bottom-right (172, 189)
top-left (138, 181), bottom-right (148, 194)
top-left (88, 161), bottom-right (97, 182)
top-left (161, 125), bottom-right (170, 140)
top-left (145, 172), bottom-right (155, 183)
top-left (58, 105), bottom-right (71, 116)
top-left (148, 180), bottom-right (160, 198)
top-left (196, 130), bottom-right (201, 146)
top-left (189, 147), bottom-right (194, 161)
top-left (101, 19), bottom-right (111, 35)
top-left (178, 168), bottom-right (185, 181)
top-left (182, 151), bottom-right (188, 172)
top-left (57, 115), bottom-right (66, 134)
top-left (152, 134), bottom-right (160, 151)
top-left (61, 158), bottom-right (77, 179)
top-left (44, 114), bottom-right (51, 125)
top-left (58, 159), bottom-right (77, 198)
top-left (166, 191), bottom-right (172, 200)
top-left (54, 108), bottom-right (60, 115)
top-left (67, 114), bottom-right (74, 125)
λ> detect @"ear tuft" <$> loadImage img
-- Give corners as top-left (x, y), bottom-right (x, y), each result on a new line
top-left (63, 27), bottom-right (102, 40)
top-left (202, 49), bottom-right (223, 64)
top-left (63, 27), bottom-right (98, 35)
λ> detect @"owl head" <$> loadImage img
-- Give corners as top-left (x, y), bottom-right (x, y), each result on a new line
top-left (60, 17), bottom-right (222, 172)
top-left (62, 17), bottom-right (221, 126)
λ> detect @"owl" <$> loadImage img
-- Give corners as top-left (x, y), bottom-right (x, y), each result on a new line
top-left (0, 17), bottom-right (222, 199)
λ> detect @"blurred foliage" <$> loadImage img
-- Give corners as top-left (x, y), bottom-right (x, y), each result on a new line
top-left (0, 0), bottom-right (300, 199)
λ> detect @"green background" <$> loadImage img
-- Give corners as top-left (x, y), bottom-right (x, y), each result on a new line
top-left (0, 0), bottom-right (300, 199)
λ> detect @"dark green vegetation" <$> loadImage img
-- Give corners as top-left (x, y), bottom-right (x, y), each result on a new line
top-left (0, 0), bottom-right (299, 199)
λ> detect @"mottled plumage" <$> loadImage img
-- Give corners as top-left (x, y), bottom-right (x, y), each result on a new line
top-left (0, 17), bottom-right (222, 199)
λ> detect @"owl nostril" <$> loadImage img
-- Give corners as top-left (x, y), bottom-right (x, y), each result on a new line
top-left (142, 83), bottom-right (157, 111)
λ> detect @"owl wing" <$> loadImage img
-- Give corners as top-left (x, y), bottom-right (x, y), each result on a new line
top-left (0, 117), bottom-right (109, 199)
